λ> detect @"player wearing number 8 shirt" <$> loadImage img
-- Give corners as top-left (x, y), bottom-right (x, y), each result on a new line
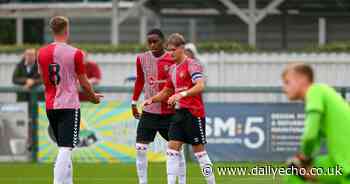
top-left (37, 16), bottom-right (102, 184)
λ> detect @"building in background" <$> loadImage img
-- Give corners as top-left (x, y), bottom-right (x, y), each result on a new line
top-left (0, 0), bottom-right (350, 50)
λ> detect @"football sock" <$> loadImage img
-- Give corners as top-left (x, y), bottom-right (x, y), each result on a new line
top-left (136, 143), bottom-right (148, 184)
top-left (64, 159), bottom-right (73, 184)
top-left (167, 149), bottom-right (180, 184)
top-left (195, 151), bottom-right (216, 184)
top-left (178, 149), bottom-right (186, 184)
top-left (54, 147), bottom-right (72, 184)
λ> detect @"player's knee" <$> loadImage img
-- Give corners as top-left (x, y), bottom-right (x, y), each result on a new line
top-left (192, 144), bottom-right (205, 153)
top-left (168, 140), bottom-right (182, 151)
top-left (136, 143), bottom-right (148, 152)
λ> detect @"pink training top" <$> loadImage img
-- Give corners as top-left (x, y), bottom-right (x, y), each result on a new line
top-left (38, 42), bottom-right (86, 110)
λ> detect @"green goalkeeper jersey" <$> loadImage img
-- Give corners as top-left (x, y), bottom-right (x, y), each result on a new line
top-left (302, 83), bottom-right (350, 174)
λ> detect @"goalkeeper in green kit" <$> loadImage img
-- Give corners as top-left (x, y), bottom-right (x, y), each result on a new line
top-left (282, 63), bottom-right (350, 184)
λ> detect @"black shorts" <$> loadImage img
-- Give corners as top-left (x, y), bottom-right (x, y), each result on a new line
top-left (136, 111), bottom-right (173, 143)
top-left (169, 109), bottom-right (206, 145)
top-left (46, 109), bottom-right (80, 148)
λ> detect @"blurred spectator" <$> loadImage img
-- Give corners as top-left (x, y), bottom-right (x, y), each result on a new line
top-left (184, 43), bottom-right (200, 61)
top-left (185, 42), bottom-right (208, 75)
top-left (12, 48), bottom-right (42, 102)
top-left (79, 53), bottom-right (102, 101)
top-left (185, 43), bottom-right (209, 101)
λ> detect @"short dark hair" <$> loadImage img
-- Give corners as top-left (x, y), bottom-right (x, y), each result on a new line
top-left (147, 28), bottom-right (165, 40)
top-left (49, 16), bottom-right (69, 35)
top-left (282, 63), bottom-right (314, 82)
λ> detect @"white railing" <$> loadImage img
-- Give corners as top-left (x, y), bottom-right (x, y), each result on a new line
top-left (1, 52), bottom-right (349, 102)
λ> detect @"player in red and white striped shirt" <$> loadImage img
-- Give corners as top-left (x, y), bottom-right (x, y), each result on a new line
top-left (142, 33), bottom-right (215, 184)
top-left (37, 16), bottom-right (102, 184)
top-left (132, 29), bottom-right (186, 184)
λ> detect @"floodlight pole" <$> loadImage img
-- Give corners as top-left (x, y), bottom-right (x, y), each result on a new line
top-left (16, 17), bottom-right (23, 45)
top-left (248, 0), bottom-right (256, 47)
top-left (189, 18), bottom-right (197, 43)
top-left (139, 13), bottom-right (147, 44)
top-left (318, 17), bottom-right (327, 46)
top-left (111, 0), bottom-right (119, 45)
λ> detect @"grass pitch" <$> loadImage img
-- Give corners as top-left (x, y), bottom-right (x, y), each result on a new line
top-left (0, 162), bottom-right (284, 184)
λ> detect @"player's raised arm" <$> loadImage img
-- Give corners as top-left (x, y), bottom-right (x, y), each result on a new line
top-left (131, 57), bottom-right (145, 119)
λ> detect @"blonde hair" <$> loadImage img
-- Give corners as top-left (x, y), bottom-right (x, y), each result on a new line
top-left (49, 16), bottom-right (69, 35)
top-left (282, 63), bottom-right (314, 82)
top-left (167, 33), bottom-right (185, 47)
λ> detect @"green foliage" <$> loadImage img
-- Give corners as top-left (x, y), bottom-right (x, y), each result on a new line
top-left (196, 42), bottom-right (256, 53)
top-left (3, 41), bottom-right (350, 53)
top-left (304, 42), bottom-right (350, 53)
top-left (0, 42), bottom-right (254, 54)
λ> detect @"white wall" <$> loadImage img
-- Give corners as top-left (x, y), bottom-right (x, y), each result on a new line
top-left (1, 53), bottom-right (349, 102)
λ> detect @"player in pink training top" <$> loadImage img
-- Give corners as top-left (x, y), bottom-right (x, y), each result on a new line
top-left (142, 33), bottom-right (216, 184)
top-left (132, 29), bottom-right (186, 184)
top-left (37, 16), bottom-right (102, 184)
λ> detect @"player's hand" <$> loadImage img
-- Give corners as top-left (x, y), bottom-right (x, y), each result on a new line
top-left (141, 98), bottom-right (153, 110)
top-left (131, 104), bottom-right (141, 119)
top-left (286, 153), bottom-right (314, 181)
top-left (91, 93), bottom-right (103, 104)
top-left (303, 167), bottom-right (317, 182)
top-left (167, 93), bottom-right (183, 106)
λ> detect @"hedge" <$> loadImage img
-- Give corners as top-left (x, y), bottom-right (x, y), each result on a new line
top-left (0, 42), bottom-right (255, 54)
top-left (1, 42), bottom-right (350, 53)
top-left (304, 42), bottom-right (350, 53)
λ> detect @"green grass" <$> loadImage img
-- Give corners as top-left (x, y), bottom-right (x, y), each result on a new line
top-left (0, 162), bottom-right (284, 184)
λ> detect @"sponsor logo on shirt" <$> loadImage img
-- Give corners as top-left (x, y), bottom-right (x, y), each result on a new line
top-left (148, 76), bottom-right (167, 85)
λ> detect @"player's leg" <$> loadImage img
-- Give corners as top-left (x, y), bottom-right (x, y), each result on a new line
top-left (135, 112), bottom-right (158, 184)
top-left (184, 110), bottom-right (215, 184)
top-left (192, 144), bottom-right (215, 184)
top-left (167, 140), bottom-right (184, 184)
top-left (47, 110), bottom-right (61, 184)
top-left (54, 109), bottom-right (80, 184)
top-left (159, 118), bottom-right (187, 184)
top-left (178, 148), bottom-right (187, 184)
top-left (167, 111), bottom-right (187, 184)
top-left (64, 159), bottom-right (73, 184)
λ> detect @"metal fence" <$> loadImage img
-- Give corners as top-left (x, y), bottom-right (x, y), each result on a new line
top-left (2, 53), bottom-right (350, 89)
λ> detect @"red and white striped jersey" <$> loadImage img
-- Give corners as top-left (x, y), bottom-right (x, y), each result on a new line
top-left (132, 51), bottom-right (175, 115)
top-left (38, 42), bottom-right (85, 110)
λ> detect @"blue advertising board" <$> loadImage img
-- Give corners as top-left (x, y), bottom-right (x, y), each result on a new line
top-left (205, 103), bottom-right (305, 162)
